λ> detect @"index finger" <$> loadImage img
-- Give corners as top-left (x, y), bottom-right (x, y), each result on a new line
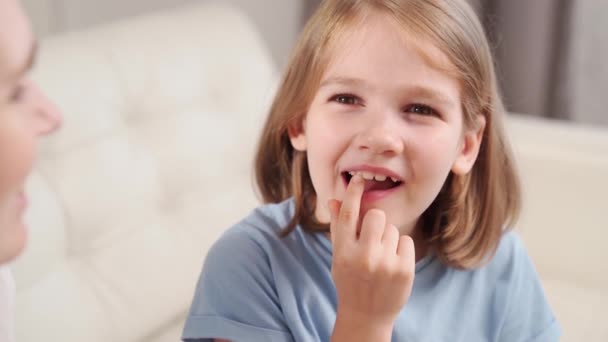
top-left (330, 174), bottom-right (364, 243)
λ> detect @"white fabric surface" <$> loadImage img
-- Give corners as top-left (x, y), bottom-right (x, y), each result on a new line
top-left (0, 266), bottom-right (15, 342)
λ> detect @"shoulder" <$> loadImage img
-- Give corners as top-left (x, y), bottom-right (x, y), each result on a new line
top-left (185, 203), bottom-right (298, 340)
top-left (470, 230), bottom-right (537, 288)
top-left (482, 229), bottom-right (546, 297)
top-left (203, 199), bottom-right (296, 271)
top-left (487, 235), bottom-right (560, 339)
top-left (231, 198), bottom-right (295, 237)
top-left (493, 230), bottom-right (527, 263)
top-left (211, 198), bottom-right (294, 250)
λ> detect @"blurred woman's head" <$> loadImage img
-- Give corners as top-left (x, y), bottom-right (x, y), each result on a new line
top-left (0, 0), bottom-right (62, 264)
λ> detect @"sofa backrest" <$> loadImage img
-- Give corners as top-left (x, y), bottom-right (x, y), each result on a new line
top-left (14, 3), bottom-right (277, 341)
top-left (507, 114), bottom-right (608, 341)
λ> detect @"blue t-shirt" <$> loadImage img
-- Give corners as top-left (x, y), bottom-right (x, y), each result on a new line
top-left (182, 199), bottom-right (560, 342)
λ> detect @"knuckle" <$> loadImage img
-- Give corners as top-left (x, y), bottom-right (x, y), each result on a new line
top-left (399, 235), bottom-right (414, 247)
top-left (392, 265), bottom-right (412, 283)
top-left (357, 251), bottom-right (376, 273)
top-left (340, 208), bottom-right (357, 222)
top-left (332, 252), bottom-right (351, 270)
top-left (377, 261), bottom-right (394, 277)
top-left (366, 208), bottom-right (386, 222)
top-left (385, 225), bottom-right (399, 240)
top-left (366, 222), bottom-right (384, 235)
top-left (396, 262), bottom-right (413, 278)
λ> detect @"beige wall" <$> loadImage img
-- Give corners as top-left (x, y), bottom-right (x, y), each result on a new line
top-left (22, 0), bottom-right (307, 67)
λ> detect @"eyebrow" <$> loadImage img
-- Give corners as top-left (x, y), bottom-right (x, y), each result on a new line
top-left (319, 76), bottom-right (457, 108)
top-left (319, 76), bottom-right (369, 90)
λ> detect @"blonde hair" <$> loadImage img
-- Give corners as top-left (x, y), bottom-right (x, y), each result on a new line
top-left (254, 0), bottom-right (521, 269)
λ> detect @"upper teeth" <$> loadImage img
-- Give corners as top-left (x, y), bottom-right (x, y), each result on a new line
top-left (348, 171), bottom-right (398, 183)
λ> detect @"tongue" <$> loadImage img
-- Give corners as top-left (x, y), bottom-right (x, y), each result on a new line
top-left (363, 179), bottom-right (396, 192)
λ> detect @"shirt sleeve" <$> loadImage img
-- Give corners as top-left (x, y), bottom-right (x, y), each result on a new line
top-left (182, 227), bottom-right (294, 342)
top-left (498, 233), bottom-right (561, 342)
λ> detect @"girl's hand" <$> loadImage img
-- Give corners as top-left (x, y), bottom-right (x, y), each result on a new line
top-left (328, 175), bottom-right (415, 334)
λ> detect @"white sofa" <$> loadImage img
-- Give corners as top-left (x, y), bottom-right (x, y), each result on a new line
top-left (12, 2), bottom-right (608, 342)
top-left (15, 3), bottom-right (276, 341)
top-left (506, 116), bottom-right (608, 341)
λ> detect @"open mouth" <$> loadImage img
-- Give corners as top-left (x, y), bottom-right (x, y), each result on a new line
top-left (342, 171), bottom-right (403, 192)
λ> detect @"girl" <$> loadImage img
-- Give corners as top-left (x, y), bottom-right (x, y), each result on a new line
top-left (0, 0), bottom-right (63, 340)
top-left (183, 0), bottom-right (559, 341)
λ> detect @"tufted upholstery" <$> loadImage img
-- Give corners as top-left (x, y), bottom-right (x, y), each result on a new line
top-left (14, 3), bottom-right (276, 341)
top-left (11, 2), bottom-right (608, 342)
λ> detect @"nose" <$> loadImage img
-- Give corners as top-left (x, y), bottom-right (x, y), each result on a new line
top-left (29, 81), bottom-right (63, 135)
top-left (356, 114), bottom-right (404, 156)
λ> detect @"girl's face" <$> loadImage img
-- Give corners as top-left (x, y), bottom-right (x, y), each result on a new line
top-left (0, 0), bottom-right (63, 264)
top-left (290, 14), bottom-right (484, 236)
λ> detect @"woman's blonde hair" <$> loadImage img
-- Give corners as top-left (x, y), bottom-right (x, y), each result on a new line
top-left (254, 0), bottom-right (521, 269)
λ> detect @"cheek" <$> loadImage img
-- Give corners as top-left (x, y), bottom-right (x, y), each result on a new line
top-left (307, 113), bottom-right (343, 144)
top-left (305, 114), bottom-right (349, 168)
top-left (303, 115), bottom-right (352, 200)
top-left (306, 131), bottom-right (341, 190)
top-left (409, 130), bottom-right (460, 188)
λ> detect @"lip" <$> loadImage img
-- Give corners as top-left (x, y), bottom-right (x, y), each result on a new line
top-left (360, 183), bottom-right (402, 202)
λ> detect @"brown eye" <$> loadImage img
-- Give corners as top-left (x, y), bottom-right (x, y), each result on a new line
top-left (331, 94), bottom-right (360, 105)
top-left (405, 104), bottom-right (437, 116)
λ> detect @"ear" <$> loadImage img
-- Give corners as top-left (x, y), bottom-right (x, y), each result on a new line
top-left (287, 117), bottom-right (307, 151)
top-left (451, 115), bottom-right (486, 175)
